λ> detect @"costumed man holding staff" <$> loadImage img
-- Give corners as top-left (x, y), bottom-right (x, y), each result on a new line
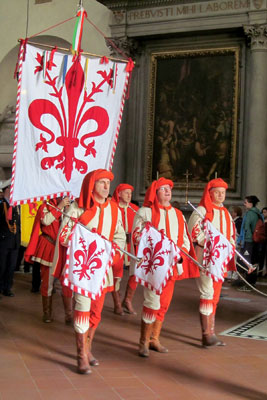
top-left (132, 177), bottom-right (199, 357)
top-left (55, 169), bottom-right (126, 375)
top-left (188, 178), bottom-right (236, 347)
top-left (111, 183), bottom-right (139, 315)
top-left (25, 197), bottom-right (72, 323)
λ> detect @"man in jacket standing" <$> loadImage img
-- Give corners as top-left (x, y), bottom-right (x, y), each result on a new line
top-left (237, 195), bottom-right (261, 291)
top-left (0, 179), bottom-right (20, 297)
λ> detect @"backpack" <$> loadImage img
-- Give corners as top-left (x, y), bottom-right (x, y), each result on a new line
top-left (252, 218), bottom-right (266, 243)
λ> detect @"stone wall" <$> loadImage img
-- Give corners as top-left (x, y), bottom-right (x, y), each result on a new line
top-left (99, 0), bottom-right (267, 207)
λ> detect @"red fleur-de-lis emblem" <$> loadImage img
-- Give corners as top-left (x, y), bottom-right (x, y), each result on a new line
top-left (191, 223), bottom-right (201, 242)
top-left (28, 201), bottom-right (38, 216)
top-left (137, 229), bottom-right (170, 275)
top-left (73, 237), bottom-right (104, 281)
top-left (28, 53), bottom-right (114, 181)
top-left (204, 231), bottom-right (227, 266)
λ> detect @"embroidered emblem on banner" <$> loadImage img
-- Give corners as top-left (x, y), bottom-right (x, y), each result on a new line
top-left (134, 223), bottom-right (181, 294)
top-left (203, 219), bottom-right (235, 282)
top-left (63, 223), bottom-right (115, 299)
top-left (29, 52), bottom-right (111, 182)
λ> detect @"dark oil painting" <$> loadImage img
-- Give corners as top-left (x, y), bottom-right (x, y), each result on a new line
top-left (147, 48), bottom-right (239, 189)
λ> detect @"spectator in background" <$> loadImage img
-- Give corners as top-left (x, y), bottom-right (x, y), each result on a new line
top-left (0, 179), bottom-right (20, 297)
top-left (237, 195), bottom-right (261, 292)
top-left (258, 207), bottom-right (267, 277)
top-left (231, 206), bottom-right (243, 237)
top-left (229, 206), bottom-right (243, 282)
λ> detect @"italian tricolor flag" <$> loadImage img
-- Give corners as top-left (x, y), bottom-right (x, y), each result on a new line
top-left (72, 7), bottom-right (87, 53)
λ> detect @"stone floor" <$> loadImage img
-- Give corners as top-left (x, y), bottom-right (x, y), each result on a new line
top-left (0, 272), bottom-right (267, 400)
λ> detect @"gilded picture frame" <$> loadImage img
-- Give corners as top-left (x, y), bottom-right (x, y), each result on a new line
top-left (145, 47), bottom-right (240, 190)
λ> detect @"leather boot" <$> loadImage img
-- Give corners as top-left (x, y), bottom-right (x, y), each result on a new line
top-left (87, 327), bottom-right (99, 366)
top-left (76, 332), bottom-right (91, 375)
top-left (149, 320), bottom-right (168, 353)
top-left (210, 314), bottom-right (226, 346)
top-left (139, 320), bottom-right (153, 357)
top-left (112, 290), bottom-right (125, 316)
top-left (42, 296), bottom-right (53, 323)
top-left (122, 284), bottom-right (137, 315)
top-left (62, 295), bottom-right (73, 325)
top-left (200, 313), bottom-right (225, 347)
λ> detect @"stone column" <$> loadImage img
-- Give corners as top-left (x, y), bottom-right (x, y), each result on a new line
top-left (104, 36), bottom-right (142, 189)
top-left (243, 24), bottom-right (267, 205)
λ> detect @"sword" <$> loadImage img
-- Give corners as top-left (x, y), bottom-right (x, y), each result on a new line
top-left (187, 200), bottom-right (255, 273)
top-left (128, 204), bottom-right (206, 272)
top-left (49, 202), bottom-right (142, 263)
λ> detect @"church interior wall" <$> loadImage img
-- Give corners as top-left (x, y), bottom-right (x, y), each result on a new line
top-left (99, 0), bottom-right (267, 208)
top-left (123, 30), bottom-right (250, 207)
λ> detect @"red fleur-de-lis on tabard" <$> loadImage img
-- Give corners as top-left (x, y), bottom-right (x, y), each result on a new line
top-left (28, 53), bottom-right (114, 181)
top-left (73, 237), bottom-right (104, 281)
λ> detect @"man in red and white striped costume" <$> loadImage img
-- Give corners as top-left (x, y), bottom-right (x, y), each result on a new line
top-left (25, 197), bottom-right (72, 324)
top-left (111, 183), bottom-right (139, 315)
top-left (58, 169), bottom-right (126, 375)
top-left (188, 178), bottom-right (236, 347)
top-left (132, 177), bottom-right (198, 357)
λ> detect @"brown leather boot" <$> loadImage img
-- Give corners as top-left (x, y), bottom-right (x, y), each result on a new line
top-left (139, 320), bottom-right (153, 357)
top-left (122, 284), bottom-right (137, 315)
top-left (62, 295), bottom-right (73, 325)
top-left (149, 320), bottom-right (168, 353)
top-left (112, 290), bottom-right (125, 316)
top-left (87, 327), bottom-right (99, 366)
top-left (76, 332), bottom-right (91, 374)
top-left (210, 314), bottom-right (226, 346)
top-left (42, 296), bottom-right (53, 323)
top-left (200, 313), bottom-right (225, 347)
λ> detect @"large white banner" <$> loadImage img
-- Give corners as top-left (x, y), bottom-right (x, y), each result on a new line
top-left (11, 44), bottom-right (130, 204)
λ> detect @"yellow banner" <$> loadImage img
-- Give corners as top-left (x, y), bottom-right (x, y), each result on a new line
top-left (21, 201), bottom-right (42, 247)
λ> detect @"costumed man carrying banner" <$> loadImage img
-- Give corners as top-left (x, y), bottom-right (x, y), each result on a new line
top-left (132, 177), bottom-right (199, 357)
top-left (25, 197), bottom-right (72, 324)
top-left (188, 178), bottom-right (236, 347)
top-left (111, 183), bottom-right (139, 315)
top-left (54, 169), bottom-right (126, 375)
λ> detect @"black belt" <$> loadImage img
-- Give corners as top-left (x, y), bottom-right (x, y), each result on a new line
top-left (42, 233), bottom-right (55, 245)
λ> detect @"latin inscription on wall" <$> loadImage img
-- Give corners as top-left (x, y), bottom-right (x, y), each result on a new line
top-left (112, 0), bottom-right (266, 24)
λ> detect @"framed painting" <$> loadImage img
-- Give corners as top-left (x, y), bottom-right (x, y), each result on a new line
top-left (145, 47), bottom-right (240, 190)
